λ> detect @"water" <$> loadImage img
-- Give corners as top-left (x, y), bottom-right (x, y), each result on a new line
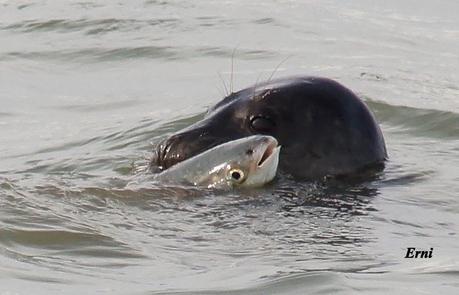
top-left (1, 0), bottom-right (458, 294)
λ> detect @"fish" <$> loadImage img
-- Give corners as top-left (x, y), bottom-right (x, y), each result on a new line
top-left (153, 135), bottom-right (281, 189)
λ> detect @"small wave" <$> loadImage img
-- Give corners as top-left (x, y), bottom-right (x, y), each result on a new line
top-left (0, 46), bottom-right (277, 63)
top-left (55, 99), bottom-right (142, 113)
top-left (1, 46), bottom-right (178, 62)
top-left (0, 112), bottom-right (15, 117)
top-left (0, 228), bottom-right (114, 248)
top-left (2, 18), bottom-right (180, 35)
top-left (366, 99), bottom-right (459, 140)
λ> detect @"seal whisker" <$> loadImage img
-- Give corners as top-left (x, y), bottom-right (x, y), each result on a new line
top-left (217, 72), bottom-right (229, 96)
top-left (252, 71), bottom-right (263, 100)
top-left (230, 47), bottom-right (236, 94)
top-left (267, 55), bottom-right (292, 84)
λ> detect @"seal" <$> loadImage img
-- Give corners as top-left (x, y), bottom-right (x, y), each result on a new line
top-left (151, 76), bottom-right (387, 179)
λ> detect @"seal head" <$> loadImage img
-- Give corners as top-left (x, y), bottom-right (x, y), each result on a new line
top-left (152, 76), bottom-right (386, 179)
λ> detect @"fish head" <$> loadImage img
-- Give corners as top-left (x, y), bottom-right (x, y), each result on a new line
top-left (200, 135), bottom-right (281, 188)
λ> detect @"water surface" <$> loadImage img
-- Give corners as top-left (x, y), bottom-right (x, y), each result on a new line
top-left (1, 0), bottom-right (458, 294)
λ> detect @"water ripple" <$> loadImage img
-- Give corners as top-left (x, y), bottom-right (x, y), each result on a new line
top-left (367, 99), bottom-right (459, 140)
top-left (2, 18), bottom-right (180, 34)
top-left (0, 46), bottom-right (278, 63)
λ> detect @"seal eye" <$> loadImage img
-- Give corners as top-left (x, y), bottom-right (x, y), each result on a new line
top-left (229, 168), bottom-right (244, 183)
top-left (250, 115), bottom-right (275, 133)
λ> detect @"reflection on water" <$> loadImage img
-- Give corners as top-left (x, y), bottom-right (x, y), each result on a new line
top-left (1, 0), bottom-right (459, 294)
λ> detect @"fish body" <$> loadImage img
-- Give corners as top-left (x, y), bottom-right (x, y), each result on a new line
top-left (154, 135), bottom-right (280, 189)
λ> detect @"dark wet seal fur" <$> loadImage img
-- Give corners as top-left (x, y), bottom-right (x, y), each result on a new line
top-left (151, 76), bottom-right (387, 180)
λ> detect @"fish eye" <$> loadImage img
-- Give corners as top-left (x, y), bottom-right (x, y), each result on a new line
top-left (250, 115), bottom-right (275, 133)
top-left (246, 149), bottom-right (254, 155)
top-left (229, 168), bottom-right (244, 183)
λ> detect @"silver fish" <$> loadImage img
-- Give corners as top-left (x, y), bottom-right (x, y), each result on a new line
top-left (154, 135), bottom-right (280, 189)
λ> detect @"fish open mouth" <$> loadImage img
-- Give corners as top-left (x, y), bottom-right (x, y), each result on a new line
top-left (257, 139), bottom-right (280, 167)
